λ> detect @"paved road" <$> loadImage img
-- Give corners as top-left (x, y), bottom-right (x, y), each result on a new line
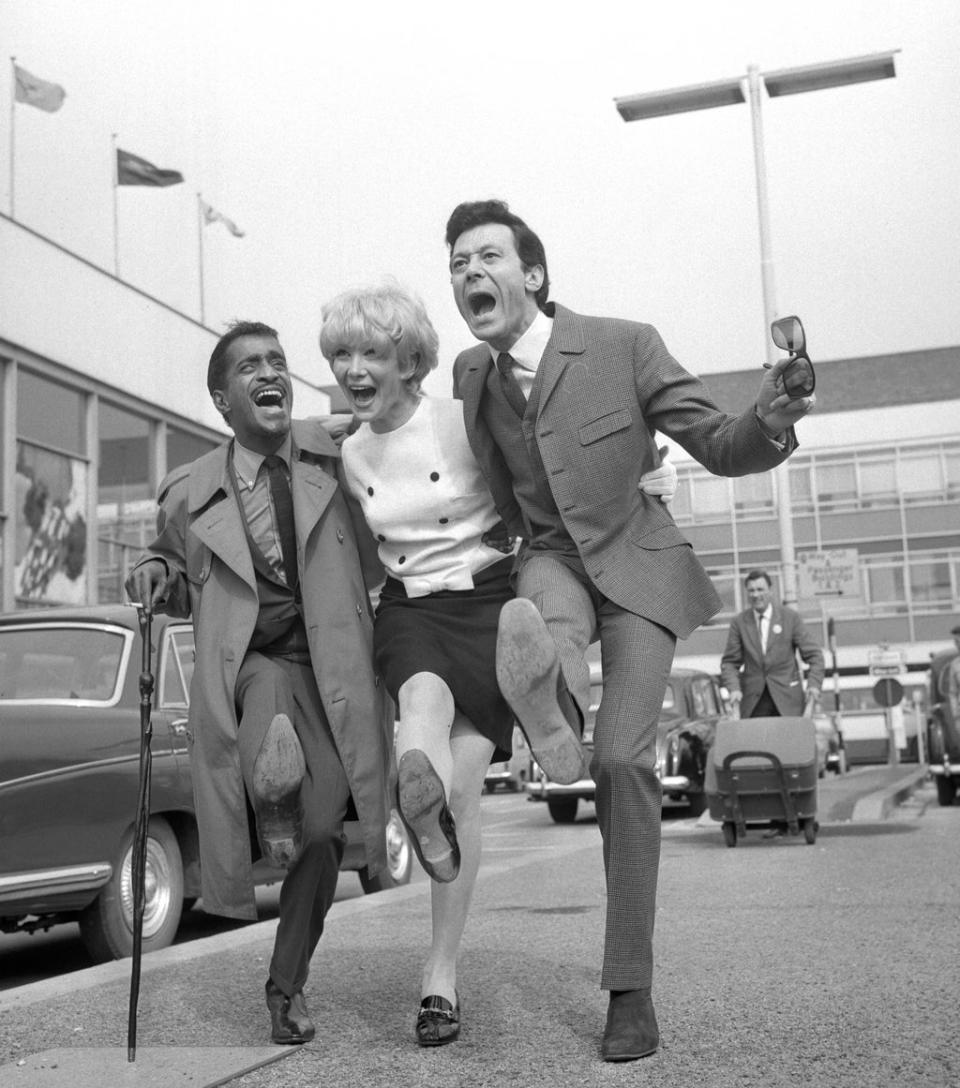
top-left (2, 768), bottom-right (955, 1087)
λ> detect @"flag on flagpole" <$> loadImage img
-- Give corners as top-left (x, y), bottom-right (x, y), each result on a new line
top-left (200, 198), bottom-right (245, 237)
top-left (14, 64), bottom-right (66, 112)
top-left (116, 148), bottom-right (184, 187)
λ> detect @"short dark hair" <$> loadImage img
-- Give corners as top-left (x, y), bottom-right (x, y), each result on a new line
top-left (445, 199), bottom-right (550, 310)
top-left (207, 320), bottom-right (279, 397)
top-left (744, 569), bottom-right (773, 588)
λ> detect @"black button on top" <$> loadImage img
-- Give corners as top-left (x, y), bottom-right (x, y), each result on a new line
top-left (439, 517), bottom-right (449, 525)
top-left (398, 556), bottom-right (406, 565)
top-left (367, 486), bottom-right (374, 496)
top-left (377, 533), bottom-right (386, 541)
top-left (430, 472), bottom-right (440, 482)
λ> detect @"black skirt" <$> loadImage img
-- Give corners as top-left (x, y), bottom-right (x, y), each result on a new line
top-left (374, 556), bottom-right (515, 761)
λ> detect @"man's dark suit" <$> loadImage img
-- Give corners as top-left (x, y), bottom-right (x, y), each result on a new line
top-left (453, 302), bottom-right (796, 991)
top-left (720, 603), bottom-right (824, 717)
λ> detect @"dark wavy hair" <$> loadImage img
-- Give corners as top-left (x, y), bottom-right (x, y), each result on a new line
top-left (207, 320), bottom-right (280, 397)
top-left (444, 199), bottom-right (550, 311)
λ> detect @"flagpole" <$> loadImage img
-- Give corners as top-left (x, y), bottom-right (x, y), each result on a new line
top-left (111, 133), bottom-right (120, 277)
top-left (9, 57), bottom-right (16, 218)
top-left (197, 193), bottom-right (207, 325)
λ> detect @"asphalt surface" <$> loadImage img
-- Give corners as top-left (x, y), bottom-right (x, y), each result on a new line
top-left (0, 762), bottom-right (950, 1088)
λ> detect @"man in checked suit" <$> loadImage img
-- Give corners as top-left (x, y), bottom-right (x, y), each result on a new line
top-left (720, 568), bottom-right (824, 717)
top-left (445, 200), bottom-right (816, 1062)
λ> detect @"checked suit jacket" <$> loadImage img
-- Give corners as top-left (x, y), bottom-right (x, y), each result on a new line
top-left (452, 303), bottom-right (797, 640)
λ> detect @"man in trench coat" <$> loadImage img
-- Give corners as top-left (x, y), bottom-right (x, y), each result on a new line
top-left (126, 321), bottom-right (391, 1045)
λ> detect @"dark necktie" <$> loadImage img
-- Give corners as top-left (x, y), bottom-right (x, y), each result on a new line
top-left (263, 455), bottom-right (299, 594)
top-left (496, 352), bottom-right (528, 418)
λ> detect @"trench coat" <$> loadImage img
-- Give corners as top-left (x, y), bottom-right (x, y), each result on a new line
top-left (453, 303), bottom-right (797, 639)
top-left (139, 419), bottom-right (391, 920)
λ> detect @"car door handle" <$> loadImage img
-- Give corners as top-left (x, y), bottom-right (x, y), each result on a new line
top-left (171, 718), bottom-right (191, 738)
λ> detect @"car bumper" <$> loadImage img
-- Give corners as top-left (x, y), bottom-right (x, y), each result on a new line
top-left (525, 771), bottom-right (692, 799)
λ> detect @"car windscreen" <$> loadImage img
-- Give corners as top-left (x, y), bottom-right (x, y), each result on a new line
top-left (0, 625), bottom-right (127, 703)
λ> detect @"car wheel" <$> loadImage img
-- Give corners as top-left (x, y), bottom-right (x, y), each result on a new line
top-left (547, 797), bottom-right (578, 824)
top-left (722, 821), bottom-right (737, 848)
top-left (484, 781), bottom-right (497, 794)
top-left (359, 809), bottom-right (413, 893)
top-left (686, 791), bottom-right (707, 817)
top-left (79, 816), bottom-right (184, 963)
top-left (803, 818), bottom-right (818, 845)
top-left (935, 775), bottom-right (956, 808)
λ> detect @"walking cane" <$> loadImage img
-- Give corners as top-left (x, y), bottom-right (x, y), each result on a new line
top-left (127, 605), bottom-right (155, 1062)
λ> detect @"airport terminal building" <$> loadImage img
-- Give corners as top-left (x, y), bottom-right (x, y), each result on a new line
top-left (2, 210), bottom-right (957, 678)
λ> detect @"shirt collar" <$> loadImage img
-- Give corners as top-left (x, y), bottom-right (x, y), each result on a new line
top-left (232, 434), bottom-right (294, 491)
top-left (487, 308), bottom-right (554, 373)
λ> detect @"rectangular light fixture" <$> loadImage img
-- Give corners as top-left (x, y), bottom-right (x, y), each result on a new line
top-left (763, 50), bottom-right (899, 98)
top-left (615, 77), bottom-right (745, 122)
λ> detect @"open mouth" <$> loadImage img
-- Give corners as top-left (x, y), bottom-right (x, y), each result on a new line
top-left (350, 385), bottom-right (377, 409)
top-left (253, 387), bottom-right (285, 409)
top-left (468, 292), bottom-right (496, 317)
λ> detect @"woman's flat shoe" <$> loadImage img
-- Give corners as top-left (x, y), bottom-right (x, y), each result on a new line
top-left (397, 750), bottom-right (460, 883)
top-left (416, 993), bottom-right (461, 1047)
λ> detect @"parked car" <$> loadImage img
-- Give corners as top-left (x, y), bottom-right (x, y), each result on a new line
top-left (484, 726), bottom-right (530, 793)
top-left (926, 647), bottom-right (960, 807)
top-left (525, 665), bottom-right (730, 823)
top-left (818, 673), bottom-right (925, 766)
top-left (0, 604), bottom-right (412, 963)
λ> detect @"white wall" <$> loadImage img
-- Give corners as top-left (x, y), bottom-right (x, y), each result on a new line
top-left (0, 216), bottom-right (330, 427)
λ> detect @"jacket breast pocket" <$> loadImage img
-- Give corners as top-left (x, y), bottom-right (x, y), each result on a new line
top-left (578, 408), bottom-right (632, 446)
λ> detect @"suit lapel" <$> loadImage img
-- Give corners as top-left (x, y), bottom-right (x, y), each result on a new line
top-left (188, 447), bottom-right (257, 593)
top-left (535, 304), bottom-right (587, 412)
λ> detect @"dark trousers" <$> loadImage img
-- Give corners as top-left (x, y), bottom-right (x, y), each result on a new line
top-left (236, 653), bottom-right (351, 996)
top-left (750, 686), bottom-right (780, 718)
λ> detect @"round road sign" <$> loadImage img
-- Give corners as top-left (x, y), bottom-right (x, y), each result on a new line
top-left (873, 677), bottom-right (904, 708)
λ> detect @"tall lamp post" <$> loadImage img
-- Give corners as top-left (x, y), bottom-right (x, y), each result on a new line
top-left (614, 50), bottom-right (899, 605)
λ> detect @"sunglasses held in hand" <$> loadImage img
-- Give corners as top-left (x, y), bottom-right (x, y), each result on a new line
top-left (770, 315), bottom-right (816, 398)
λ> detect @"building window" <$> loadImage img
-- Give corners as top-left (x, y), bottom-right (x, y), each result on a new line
top-left (733, 472), bottom-right (774, 514)
top-left (899, 451), bottom-right (943, 504)
top-left (864, 561), bottom-right (907, 613)
top-left (814, 458), bottom-right (857, 509)
top-left (909, 558), bottom-right (953, 608)
top-left (167, 426), bottom-right (219, 474)
top-left (859, 457), bottom-right (897, 505)
top-left (14, 442), bottom-right (89, 606)
top-left (97, 403), bottom-right (153, 604)
top-left (18, 370), bottom-right (86, 454)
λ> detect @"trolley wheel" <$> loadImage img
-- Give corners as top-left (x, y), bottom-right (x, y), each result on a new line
top-left (722, 821), bottom-right (737, 848)
top-left (803, 818), bottom-right (818, 845)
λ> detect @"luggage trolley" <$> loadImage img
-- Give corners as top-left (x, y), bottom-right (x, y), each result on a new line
top-left (705, 717), bottom-right (819, 847)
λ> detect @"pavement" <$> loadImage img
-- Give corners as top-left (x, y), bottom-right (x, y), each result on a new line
top-left (0, 762), bottom-right (933, 1088)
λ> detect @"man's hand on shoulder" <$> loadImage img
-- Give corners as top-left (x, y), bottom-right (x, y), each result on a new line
top-left (314, 413), bottom-right (357, 448)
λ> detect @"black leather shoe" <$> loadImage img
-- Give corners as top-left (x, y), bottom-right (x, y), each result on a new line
top-left (397, 749), bottom-right (460, 883)
top-left (601, 990), bottom-right (659, 1062)
top-left (416, 993), bottom-right (460, 1046)
top-left (496, 599), bottom-right (585, 785)
top-left (252, 714), bottom-right (306, 869)
top-left (265, 979), bottom-right (315, 1044)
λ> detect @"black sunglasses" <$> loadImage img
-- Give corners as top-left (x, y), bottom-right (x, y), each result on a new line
top-left (770, 315), bottom-right (816, 398)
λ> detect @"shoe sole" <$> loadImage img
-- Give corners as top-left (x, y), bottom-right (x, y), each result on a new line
top-left (397, 750), bottom-right (460, 883)
top-left (496, 599), bottom-right (584, 785)
top-left (253, 715), bottom-right (305, 869)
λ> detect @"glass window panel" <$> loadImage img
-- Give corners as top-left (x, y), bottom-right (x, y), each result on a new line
top-left (734, 472), bottom-right (774, 511)
top-left (692, 475), bottom-right (730, 518)
top-left (671, 476), bottom-right (692, 519)
top-left (815, 461), bottom-right (856, 502)
top-left (859, 458), bottom-right (897, 497)
top-left (909, 560), bottom-right (951, 603)
top-left (15, 443), bottom-right (89, 606)
top-left (789, 464), bottom-right (813, 504)
top-left (17, 370), bottom-right (86, 455)
top-left (0, 625), bottom-right (122, 702)
top-left (866, 564), bottom-right (905, 606)
top-left (167, 427), bottom-right (219, 474)
top-left (899, 453), bottom-right (942, 496)
top-left (945, 449), bottom-right (960, 492)
top-left (99, 402), bottom-right (151, 505)
top-left (661, 683), bottom-right (676, 712)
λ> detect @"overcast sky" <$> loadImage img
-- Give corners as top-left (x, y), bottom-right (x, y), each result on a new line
top-left (5, 0), bottom-right (959, 400)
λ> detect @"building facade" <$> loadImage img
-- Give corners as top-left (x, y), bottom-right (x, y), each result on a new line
top-left (0, 213), bottom-right (330, 612)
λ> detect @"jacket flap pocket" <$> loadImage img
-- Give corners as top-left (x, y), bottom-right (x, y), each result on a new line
top-left (578, 409), bottom-right (632, 446)
top-left (632, 522), bottom-right (689, 550)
